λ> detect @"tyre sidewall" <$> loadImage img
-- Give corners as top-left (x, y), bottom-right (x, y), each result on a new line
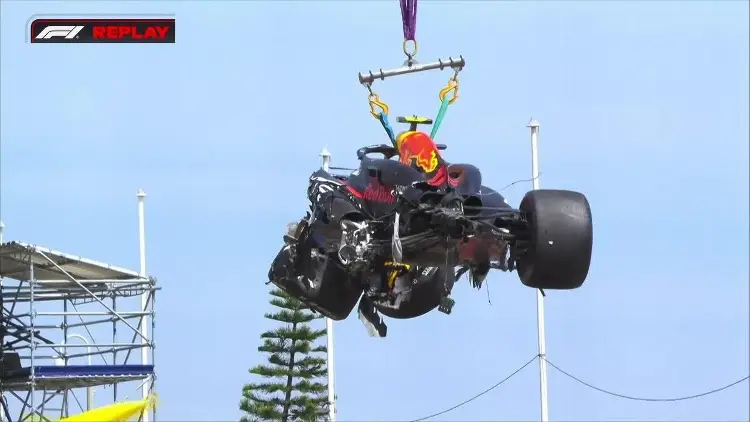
top-left (517, 190), bottom-right (593, 290)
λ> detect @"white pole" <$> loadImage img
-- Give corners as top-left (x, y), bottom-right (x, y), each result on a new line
top-left (65, 334), bottom-right (93, 410)
top-left (319, 148), bottom-right (336, 422)
top-left (0, 221), bottom-right (5, 244)
top-left (136, 189), bottom-right (150, 422)
top-left (527, 119), bottom-right (549, 422)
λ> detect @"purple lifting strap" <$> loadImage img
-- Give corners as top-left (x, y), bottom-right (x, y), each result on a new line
top-left (400, 0), bottom-right (417, 41)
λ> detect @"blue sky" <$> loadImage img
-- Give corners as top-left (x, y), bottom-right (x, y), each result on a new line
top-left (1, 1), bottom-right (748, 421)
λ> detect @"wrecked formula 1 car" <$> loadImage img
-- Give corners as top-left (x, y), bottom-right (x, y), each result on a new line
top-left (268, 116), bottom-right (593, 337)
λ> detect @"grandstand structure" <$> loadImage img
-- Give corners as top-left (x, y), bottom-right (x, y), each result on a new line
top-left (0, 191), bottom-right (157, 422)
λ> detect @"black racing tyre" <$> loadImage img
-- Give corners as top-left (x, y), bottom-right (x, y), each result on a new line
top-left (375, 266), bottom-right (454, 319)
top-left (268, 245), bottom-right (308, 299)
top-left (515, 189), bottom-right (593, 290)
top-left (307, 259), bottom-right (363, 320)
top-left (269, 242), bottom-right (363, 321)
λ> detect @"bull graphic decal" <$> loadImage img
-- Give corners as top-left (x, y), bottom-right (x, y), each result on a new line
top-left (396, 131), bottom-right (441, 174)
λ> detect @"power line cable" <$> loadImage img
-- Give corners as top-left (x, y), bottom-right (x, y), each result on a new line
top-left (543, 357), bottom-right (750, 402)
top-left (408, 355), bottom-right (749, 422)
top-left (410, 355), bottom-right (538, 422)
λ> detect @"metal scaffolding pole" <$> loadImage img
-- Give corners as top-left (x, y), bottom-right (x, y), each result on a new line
top-left (29, 262), bottom-right (36, 418)
top-left (0, 193), bottom-right (157, 421)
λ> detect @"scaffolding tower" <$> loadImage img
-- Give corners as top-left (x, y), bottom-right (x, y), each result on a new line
top-left (1, 191), bottom-right (157, 422)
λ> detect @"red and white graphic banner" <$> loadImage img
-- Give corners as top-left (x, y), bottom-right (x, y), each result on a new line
top-left (30, 18), bottom-right (176, 43)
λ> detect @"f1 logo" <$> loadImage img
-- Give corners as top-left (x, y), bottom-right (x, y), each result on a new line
top-left (30, 18), bottom-right (175, 43)
top-left (35, 25), bottom-right (84, 40)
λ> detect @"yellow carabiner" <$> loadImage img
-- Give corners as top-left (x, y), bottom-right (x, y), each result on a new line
top-left (439, 78), bottom-right (459, 105)
top-left (368, 93), bottom-right (390, 119)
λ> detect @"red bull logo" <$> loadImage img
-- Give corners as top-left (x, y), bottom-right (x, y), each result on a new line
top-left (396, 131), bottom-right (442, 174)
top-left (363, 179), bottom-right (396, 203)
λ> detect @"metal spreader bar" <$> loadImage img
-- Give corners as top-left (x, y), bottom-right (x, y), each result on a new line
top-left (358, 55), bottom-right (465, 85)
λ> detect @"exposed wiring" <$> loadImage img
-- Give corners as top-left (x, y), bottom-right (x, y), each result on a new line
top-left (543, 357), bottom-right (750, 402)
top-left (498, 173), bottom-right (542, 193)
top-left (410, 355), bottom-right (538, 421)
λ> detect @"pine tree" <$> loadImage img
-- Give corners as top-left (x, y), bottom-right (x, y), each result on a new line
top-left (240, 289), bottom-right (330, 422)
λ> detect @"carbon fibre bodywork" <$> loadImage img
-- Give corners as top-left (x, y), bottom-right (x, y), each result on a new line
top-left (268, 141), bottom-right (593, 335)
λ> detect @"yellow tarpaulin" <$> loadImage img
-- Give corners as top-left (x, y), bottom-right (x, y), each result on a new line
top-left (59, 395), bottom-right (157, 422)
